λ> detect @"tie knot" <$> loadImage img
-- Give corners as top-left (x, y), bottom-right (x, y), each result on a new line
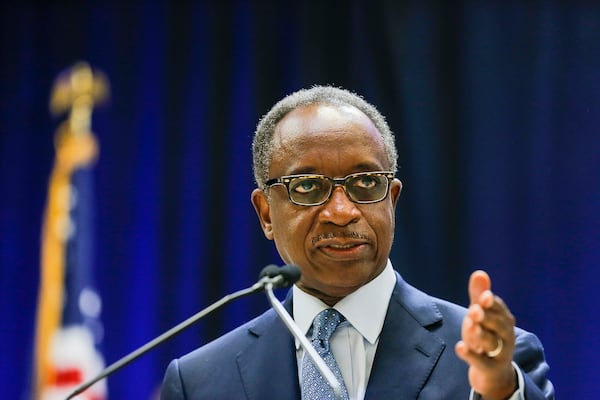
top-left (311, 308), bottom-right (345, 345)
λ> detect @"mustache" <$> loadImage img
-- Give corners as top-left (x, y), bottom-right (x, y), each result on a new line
top-left (311, 231), bottom-right (370, 245)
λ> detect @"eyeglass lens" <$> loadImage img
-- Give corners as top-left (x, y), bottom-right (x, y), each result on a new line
top-left (288, 174), bottom-right (389, 205)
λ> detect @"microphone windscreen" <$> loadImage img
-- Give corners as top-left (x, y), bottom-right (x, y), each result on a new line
top-left (259, 264), bottom-right (281, 279)
top-left (279, 264), bottom-right (301, 284)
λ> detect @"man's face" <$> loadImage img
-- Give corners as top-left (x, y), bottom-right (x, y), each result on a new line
top-left (251, 103), bottom-right (402, 304)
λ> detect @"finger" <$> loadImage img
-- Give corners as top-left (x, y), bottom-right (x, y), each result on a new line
top-left (478, 290), bottom-right (509, 312)
top-left (469, 270), bottom-right (491, 305)
top-left (478, 289), bottom-right (495, 308)
top-left (455, 340), bottom-right (497, 367)
top-left (461, 311), bottom-right (504, 355)
top-left (469, 295), bottom-right (516, 338)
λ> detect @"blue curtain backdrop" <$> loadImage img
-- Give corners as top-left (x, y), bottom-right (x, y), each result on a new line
top-left (1, 1), bottom-right (599, 398)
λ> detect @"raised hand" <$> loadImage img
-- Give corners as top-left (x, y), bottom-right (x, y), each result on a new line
top-left (455, 270), bottom-right (518, 400)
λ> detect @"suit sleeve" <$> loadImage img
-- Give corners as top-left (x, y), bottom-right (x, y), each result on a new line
top-left (160, 359), bottom-right (186, 400)
top-left (514, 330), bottom-right (555, 400)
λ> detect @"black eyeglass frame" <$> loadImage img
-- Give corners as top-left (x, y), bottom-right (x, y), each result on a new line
top-left (264, 171), bottom-right (395, 206)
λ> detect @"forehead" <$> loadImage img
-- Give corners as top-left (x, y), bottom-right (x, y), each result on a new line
top-left (270, 103), bottom-right (388, 175)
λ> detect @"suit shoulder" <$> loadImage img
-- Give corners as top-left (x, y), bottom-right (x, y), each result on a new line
top-left (392, 273), bottom-right (467, 328)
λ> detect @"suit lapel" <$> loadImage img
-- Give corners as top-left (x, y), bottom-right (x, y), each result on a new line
top-left (234, 275), bottom-right (448, 400)
top-left (365, 273), bottom-right (446, 400)
top-left (236, 296), bottom-right (300, 400)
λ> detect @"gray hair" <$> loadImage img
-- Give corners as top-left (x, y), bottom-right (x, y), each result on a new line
top-left (252, 85), bottom-right (398, 188)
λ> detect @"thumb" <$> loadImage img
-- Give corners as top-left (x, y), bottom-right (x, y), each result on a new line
top-left (469, 270), bottom-right (491, 305)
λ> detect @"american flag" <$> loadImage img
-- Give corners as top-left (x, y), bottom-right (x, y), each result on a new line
top-left (33, 62), bottom-right (109, 400)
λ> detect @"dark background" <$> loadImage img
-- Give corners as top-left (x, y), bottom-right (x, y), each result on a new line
top-left (1, 1), bottom-right (599, 398)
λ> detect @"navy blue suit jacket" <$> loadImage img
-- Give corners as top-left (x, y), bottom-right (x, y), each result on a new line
top-left (161, 272), bottom-right (554, 399)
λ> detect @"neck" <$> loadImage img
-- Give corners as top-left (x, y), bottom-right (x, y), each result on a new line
top-left (296, 283), bottom-right (347, 306)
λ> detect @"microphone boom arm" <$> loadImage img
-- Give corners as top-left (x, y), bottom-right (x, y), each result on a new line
top-left (65, 264), bottom-right (335, 400)
top-left (65, 282), bottom-right (267, 399)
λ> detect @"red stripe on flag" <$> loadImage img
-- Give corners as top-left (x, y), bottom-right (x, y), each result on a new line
top-left (53, 368), bottom-right (83, 387)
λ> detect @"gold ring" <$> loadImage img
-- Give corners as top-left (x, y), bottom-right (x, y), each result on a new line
top-left (486, 337), bottom-right (503, 358)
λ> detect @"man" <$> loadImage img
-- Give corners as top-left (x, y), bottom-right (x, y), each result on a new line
top-left (161, 86), bottom-right (553, 399)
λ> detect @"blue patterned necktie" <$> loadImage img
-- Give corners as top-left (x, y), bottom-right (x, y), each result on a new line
top-left (301, 308), bottom-right (350, 400)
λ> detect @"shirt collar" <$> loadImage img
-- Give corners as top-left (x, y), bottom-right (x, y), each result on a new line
top-left (292, 260), bottom-right (396, 348)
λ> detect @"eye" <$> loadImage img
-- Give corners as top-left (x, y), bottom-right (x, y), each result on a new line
top-left (291, 177), bottom-right (323, 194)
top-left (352, 175), bottom-right (379, 190)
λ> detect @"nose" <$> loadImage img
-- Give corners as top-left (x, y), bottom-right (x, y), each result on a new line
top-left (318, 186), bottom-right (361, 226)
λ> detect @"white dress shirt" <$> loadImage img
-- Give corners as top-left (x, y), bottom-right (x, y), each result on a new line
top-left (293, 260), bottom-right (524, 400)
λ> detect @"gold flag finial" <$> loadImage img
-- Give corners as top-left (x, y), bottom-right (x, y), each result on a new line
top-left (48, 62), bottom-right (109, 173)
top-left (49, 61), bottom-right (110, 134)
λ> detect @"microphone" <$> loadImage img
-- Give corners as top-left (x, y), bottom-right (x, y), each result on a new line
top-left (65, 264), bottom-right (298, 400)
top-left (258, 263), bottom-right (301, 288)
top-left (262, 265), bottom-right (345, 400)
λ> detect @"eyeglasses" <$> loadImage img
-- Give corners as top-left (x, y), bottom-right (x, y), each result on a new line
top-left (264, 171), bottom-right (395, 206)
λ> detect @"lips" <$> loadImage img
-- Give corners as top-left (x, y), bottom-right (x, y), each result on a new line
top-left (317, 241), bottom-right (368, 260)
top-left (315, 238), bottom-right (367, 248)
top-left (312, 234), bottom-right (370, 259)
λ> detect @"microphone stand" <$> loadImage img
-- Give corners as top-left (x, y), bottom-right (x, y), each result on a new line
top-left (65, 277), bottom-right (274, 399)
top-left (65, 265), bottom-right (343, 400)
top-left (264, 281), bottom-right (345, 400)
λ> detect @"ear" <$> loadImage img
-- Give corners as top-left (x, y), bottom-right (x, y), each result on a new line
top-left (251, 188), bottom-right (274, 240)
top-left (389, 178), bottom-right (402, 208)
